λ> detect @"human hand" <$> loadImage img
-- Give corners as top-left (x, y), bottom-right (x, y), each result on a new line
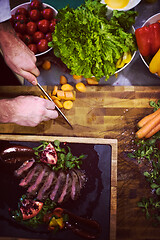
top-left (0, 96), bottom-right (58, 127)
top-left (0, 21), bottom-right (40, 85)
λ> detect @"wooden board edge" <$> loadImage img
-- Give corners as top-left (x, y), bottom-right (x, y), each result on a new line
top-left (0, 135), bottom-right (118, 240)
top-left (110, 140), bottom-right (118, 240)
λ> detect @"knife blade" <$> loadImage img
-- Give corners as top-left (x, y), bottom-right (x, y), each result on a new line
top-left (37, 83), bottom-right (73, 129)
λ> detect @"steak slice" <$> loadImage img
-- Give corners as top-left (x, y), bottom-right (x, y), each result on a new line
top-left (70, 170), bottom-right (81, 200)
top-left (58, 173), bottom-right (72, 204)
top-left (50, 171), bottom-right (66, 202)
top-left (27, 165), bottom-right (49, 197)
top-left (14, 158), bottom-right (35, 177)
top-left (19, 164), bottom-right (42, 187)
top-left (74, 169), bottom-right (87, 189)
top-left (37, 171), bottom-right (56, 201)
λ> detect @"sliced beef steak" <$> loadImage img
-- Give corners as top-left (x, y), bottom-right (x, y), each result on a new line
top-left (37, 171), bottom-right (56, 201)
top-left (14, 162), bottom-right (87, 204)
top-left (27, 165), bottom-right (49, 197)
top-left (50, 171), bottom-right (66, 202)
top-left (14, 158), bottom-right (35, 177)
top-left (58, 173), bottom-right (72, 204)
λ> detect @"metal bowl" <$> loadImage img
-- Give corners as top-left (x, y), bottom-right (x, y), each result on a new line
top-left (139, 13), bottom-right (160, 71)
top-left (11, 2), bottom-right (57, 57)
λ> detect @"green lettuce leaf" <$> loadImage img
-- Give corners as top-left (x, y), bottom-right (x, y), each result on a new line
top-left (50, 0), bottom-right (137, 80)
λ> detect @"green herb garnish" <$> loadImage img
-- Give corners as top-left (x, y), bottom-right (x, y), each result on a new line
top-left (33, 140), bottom-right (87, 171)
top-left (129, 100), bottom-right (160, 225)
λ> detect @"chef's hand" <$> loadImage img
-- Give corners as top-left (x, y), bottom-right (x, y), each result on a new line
top-left (0, 20), bottom-right (40, 85)
top-left (0, 96), bottom-right (58, 127)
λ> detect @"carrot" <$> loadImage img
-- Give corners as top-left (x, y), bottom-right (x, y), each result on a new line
top-left (73, 75), bottom-right (82, 80)
top-left (63, 100), bottom-right (73, 109)
top-left (137, 108), bottom-right (160, 128)
top-left (136, 112), bottom-right (160, 139)
top-left (86, 77), bottom-right (99, 85)
top-left (64, 91), bottom-right (75, 101)
top-left (51, 95), bottom-right (60, 101)
top-left (42, 60), bottom-right (51, 70)
top-left (145, 122), bottom-right (160, 138)
top-left (54, 99), bottom-right (63, 108)
top-left (75, 82), bottom-right (86, 92)
top-left (60, 75), bottom-right (67, 85)
top-left (52, 86), bottom-right (58, 96)
top-left (57, 90), bottom-right (65, 100)
top-left (61, 83), bottom-right (73, 91)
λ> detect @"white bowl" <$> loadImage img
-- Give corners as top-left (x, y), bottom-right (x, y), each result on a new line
top-left (11, 2), bottom-right (57, 57)
top-left (101, 0), bottom-right (141, 11)
top-left (115, 25), bottom-right (136, 74)
top-left (139, 13), bottom-right (160, 71)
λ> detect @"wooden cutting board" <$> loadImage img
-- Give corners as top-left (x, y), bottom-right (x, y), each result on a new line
top-left (0, 85), bottom-right (160, 240)
top-left (0, 85), bottom-right (159, 137)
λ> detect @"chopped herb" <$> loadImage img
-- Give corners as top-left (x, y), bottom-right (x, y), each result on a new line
top-left (33, 140), bottom-right (87, 171)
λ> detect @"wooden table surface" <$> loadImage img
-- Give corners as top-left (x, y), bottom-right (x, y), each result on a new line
top-left (1, 85), bottom-right (160, 240)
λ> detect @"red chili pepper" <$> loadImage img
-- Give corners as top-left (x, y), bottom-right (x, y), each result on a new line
top-left (135, 22), bottom-right (160, 57)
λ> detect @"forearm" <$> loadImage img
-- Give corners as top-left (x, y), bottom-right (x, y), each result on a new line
top-left (0, 20), bottom-right (18, 53)
top-left (0, 98), bottom-right (14, 123)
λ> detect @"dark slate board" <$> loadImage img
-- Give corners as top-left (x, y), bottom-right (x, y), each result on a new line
top-left (0, 140), bottom-right (111, 240)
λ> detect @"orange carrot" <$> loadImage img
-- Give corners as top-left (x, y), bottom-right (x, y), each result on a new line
top-left (61, 84), bottom-right (73, 91)
top-left (57, 90), bottom-right (65, 99)
top-left (52, 86), bottom-right (58, 96)
top-left (136, 112), bottom-right (160, 139)
top-left (86, 77), bottom-right (99, 85)
top-left (64, 91), bottom-right (75, 101)
top-left (51, 95), bottom-right (60, 101)
top-left (42, 60), bottom-right (51, 70)
top-left (63, 100), bottom-right (73, 109)
top-left (145, 122), bottom-right (160, 138)
top-left (54, 99), bottom-right (63, 108)
top-left (73, 75), bottom-right (82, 80)
top-left (60, 75), bottom-right (67, 85)
top-left (76, 82), bottom-right (86, 92)
top-left (137, 108), bottom-right (160, 128)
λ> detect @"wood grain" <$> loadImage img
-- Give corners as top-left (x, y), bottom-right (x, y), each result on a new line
top-left (0, 85), bottom-right (160, 240)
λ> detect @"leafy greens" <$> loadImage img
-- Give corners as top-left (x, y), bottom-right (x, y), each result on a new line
top-left (128, 100), bottom-right (160, 225)
top-left (49, 0), bottom-right (137, 80)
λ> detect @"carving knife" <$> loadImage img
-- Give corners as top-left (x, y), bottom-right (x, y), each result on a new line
top-left (37, 83), bottom-right (73, 129)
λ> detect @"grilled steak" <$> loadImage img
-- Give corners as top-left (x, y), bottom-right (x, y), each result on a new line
top-left (50, 171), bottom-right (66, 202)
top-left (37, 171), bottom-right (56, 201)
top-left (27, 165), bottom-right (49, 197)
top-left (58, 173), bottom-right (72, 204)
top-left (14, 162), bottom-right (86, 204)
top-left (14, 158), bottom-right (35, 177)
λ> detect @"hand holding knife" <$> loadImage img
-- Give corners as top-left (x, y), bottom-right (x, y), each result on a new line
top-left (37, 83), bottom-right (73, 129)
